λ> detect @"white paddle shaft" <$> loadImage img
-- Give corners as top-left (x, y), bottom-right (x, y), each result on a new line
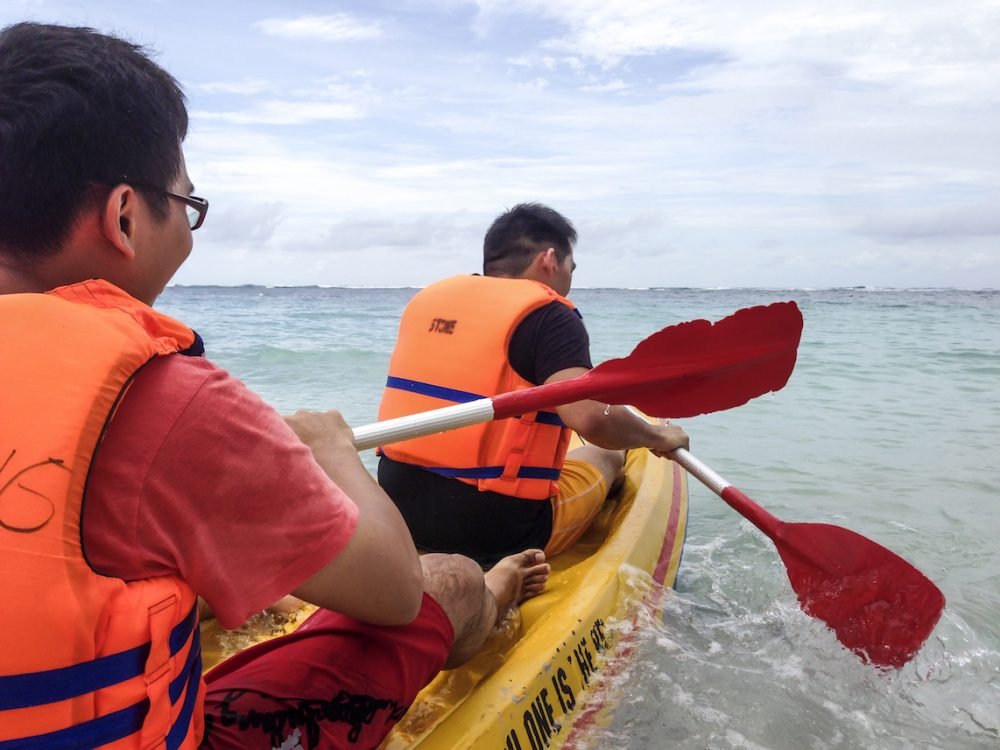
top-left (351, 398), bottom-right (496, 452)
top-left (670, 447), bottom-right (730, 496)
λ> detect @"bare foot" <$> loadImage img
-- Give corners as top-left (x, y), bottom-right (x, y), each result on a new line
top-left (267, 595), bottom-right (305, 616)
top-left (484, 549), bottom-right (550, 616)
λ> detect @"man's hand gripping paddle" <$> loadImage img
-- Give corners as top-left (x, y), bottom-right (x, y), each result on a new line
top-left (351, 301), bottom-right (945, 668)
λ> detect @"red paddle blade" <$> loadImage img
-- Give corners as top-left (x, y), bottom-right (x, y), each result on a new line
top-left (587, 300), bottom-right (802, 418)
top-left (774, 522), bottom-right (945, 668)
top-left (494, 301), bottom-right (803, 420)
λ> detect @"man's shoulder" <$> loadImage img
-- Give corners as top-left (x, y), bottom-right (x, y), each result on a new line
top-left (132, 352), bottom-right (226, 395)
top-left (509, 301), bottom-right (591, 384)
top-left (120, 352), bottom-right (259, 428)
top-left (515, 299), bottom-right (585, 333)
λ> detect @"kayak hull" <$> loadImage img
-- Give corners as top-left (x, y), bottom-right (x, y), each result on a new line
top-left (381, 446), bottom-right (688, 749)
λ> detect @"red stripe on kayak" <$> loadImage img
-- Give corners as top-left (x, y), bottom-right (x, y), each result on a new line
top-left (562, 631), bottom-right (638, 750)
top-left (652, 460), bottom-right (683, 585)
top-left (564, 460), bottom-right (685, 749)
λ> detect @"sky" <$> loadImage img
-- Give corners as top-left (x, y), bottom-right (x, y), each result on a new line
top-left (4, 1), bottom-right (999, 289)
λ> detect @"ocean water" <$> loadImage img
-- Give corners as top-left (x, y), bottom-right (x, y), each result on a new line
top-left (158, 286), bottom-right (1000, 749)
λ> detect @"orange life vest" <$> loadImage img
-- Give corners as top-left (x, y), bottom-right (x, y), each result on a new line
top-left (0, 280), bottom-right (204, 749)
top-left (378, 275), bottom-right (575, 500)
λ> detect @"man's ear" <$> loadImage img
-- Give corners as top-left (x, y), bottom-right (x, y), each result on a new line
top-left (540, 247), bottom-right (559, 274)
top-left (100, 184), bottom-right (138, 261)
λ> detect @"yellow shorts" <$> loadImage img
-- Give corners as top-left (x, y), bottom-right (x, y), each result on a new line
top-left (545, 457), bottom-right (609, 557)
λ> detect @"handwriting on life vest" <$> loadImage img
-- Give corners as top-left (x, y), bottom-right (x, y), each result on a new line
top-left (0, 448), bottom-right (69, 533)
top-left (428, 318), bottom-right (457, 335)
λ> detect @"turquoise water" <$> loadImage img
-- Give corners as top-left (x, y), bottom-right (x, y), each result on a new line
top-left (158, 286), bottom-right (1000, 749)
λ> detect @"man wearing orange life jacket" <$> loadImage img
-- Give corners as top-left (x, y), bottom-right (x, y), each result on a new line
top-left (378, 203), bottom-right (690, 566)
top-left (0, 22), bottom-right (550, 750)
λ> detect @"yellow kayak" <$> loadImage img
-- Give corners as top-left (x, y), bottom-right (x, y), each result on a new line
top-left (200, 442), bottom-right (687, 749)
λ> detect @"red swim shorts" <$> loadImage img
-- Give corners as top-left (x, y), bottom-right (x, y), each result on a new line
top-left (200, 593), bottom-right (453, 749)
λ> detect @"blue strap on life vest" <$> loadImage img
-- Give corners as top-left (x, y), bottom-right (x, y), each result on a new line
top-left (425, 465), bottom-right (561, 481)
top-left (384, 376), bottom-right (565, 481)
top-left (384, 376), bottom-right (564, 426)
top-left (0, 601), bottom-right (201, 749)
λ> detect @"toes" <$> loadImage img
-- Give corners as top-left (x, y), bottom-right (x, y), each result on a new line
top-left (526, 564), bottom-right (550, 580)
top-left (520, 549), bottom-right (545, 565)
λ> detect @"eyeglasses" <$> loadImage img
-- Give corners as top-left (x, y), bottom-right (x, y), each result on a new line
top-left (115, 181), bottom-right (209, 231)
top-left (161, 190), bottom-right (209, 231)
top-left (93, 181), bottom-right (210, 231)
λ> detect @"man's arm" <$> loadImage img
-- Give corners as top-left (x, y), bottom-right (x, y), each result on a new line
top-left (284, 409), bottom-right (424, 626)
top-left (508, 303), bottom-right (689, 455)
top-left (86, 357), bottom-right (424, 630)
top-left (549, 367), bottom-right (690, 456)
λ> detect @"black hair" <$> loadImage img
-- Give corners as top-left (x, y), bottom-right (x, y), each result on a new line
top-left (483, 203), bottom-right (577, 276)
top-left (0, 22), bottom-right (188, 258)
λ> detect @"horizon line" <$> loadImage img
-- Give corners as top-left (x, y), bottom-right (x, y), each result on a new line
top-left (164, 284), bottom-right (999, 292)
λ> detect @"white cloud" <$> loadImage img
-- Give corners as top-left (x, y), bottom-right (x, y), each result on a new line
top-left (254, 14), bottom-right (384, 42)
top-left (471, 0), bottom-right (1000, 104)
top-left (197, 79), bottom-right (274, 95)
top-left (198, 202), bottom-right (287, 248)
top-left (290, 213), bottom-right (482, 256)
top-left (193, 100), bottom-right (364, 125)
top-left (517, 76), bottom-right (549, 91)
top-left (855, 204), bottom-right (1000, 242)
top-left (6, 1), bottom-right (996, 287)
top-left (580, 79), bottom-right (628, 93)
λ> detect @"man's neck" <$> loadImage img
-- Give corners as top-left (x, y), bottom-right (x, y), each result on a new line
top-left (0, 259), bottom-right (51, 295)
top-left (487, 270), bottom-right (548, 286)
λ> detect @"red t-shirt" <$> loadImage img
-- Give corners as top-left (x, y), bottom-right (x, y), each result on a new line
top-left (83, 354), bottom-right (359, 629)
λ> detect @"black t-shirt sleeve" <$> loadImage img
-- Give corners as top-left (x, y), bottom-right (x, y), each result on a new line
top-left (508, 301), bottom-right (593, 385)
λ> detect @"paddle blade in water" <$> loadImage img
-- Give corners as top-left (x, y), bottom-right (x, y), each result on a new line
top-left (495, 301), bottom-right (803, 419)
top-left (774, 521), bottom-right (946, 668)
top-left (677, 451), bottom-right (945, 669)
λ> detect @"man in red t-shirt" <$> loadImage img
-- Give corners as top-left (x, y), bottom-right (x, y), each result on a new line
top-left (0, 22), bottom-right (548, 749)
